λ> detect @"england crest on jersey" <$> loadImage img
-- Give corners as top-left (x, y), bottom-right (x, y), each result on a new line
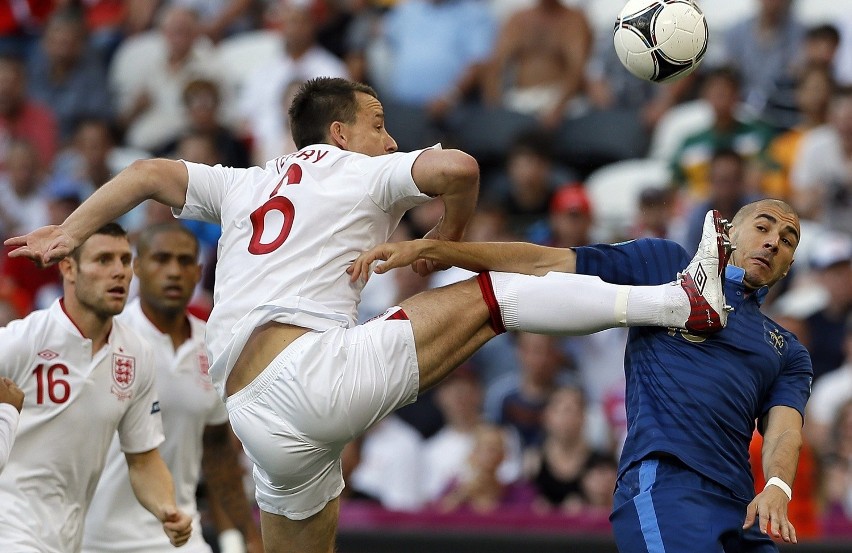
top-left (111, 353), bottom-right (136, 400)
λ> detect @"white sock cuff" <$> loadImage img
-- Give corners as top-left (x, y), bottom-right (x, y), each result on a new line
top-left (489, 272), bottom-right (521, 331)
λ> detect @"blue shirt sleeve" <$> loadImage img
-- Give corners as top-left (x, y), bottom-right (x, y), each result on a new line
top-left (757, 340), bottom-right (813, 432)
top-left (575, 238), bottom-right (691, 286)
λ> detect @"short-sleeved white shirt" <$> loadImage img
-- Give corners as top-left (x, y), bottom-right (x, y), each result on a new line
top-left (175, 145), bottom-right (431, 397)
top-left (83, 300), bottom-right (227, 553)
top-left (0, 299), bottom-right (163, 553)
top-left (0, 403), bottom-right (19, 472)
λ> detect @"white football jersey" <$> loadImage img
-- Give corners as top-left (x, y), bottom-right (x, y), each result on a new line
top-left (0, 299), bottom-right (163, 553)
top-left (175, 145), bottom-right (432, 397)
top-left (0, 403), bottom-right (18, 473)
top-left (83, 300), bottom-right (227, 552)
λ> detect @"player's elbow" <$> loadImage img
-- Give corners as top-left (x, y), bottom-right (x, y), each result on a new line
top-left (438, 150), bottom-right (480, 197)
top-left (126, 158), bottom-right (189, 208)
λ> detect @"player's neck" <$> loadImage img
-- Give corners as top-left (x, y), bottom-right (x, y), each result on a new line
top-left (140, 301), bottom-right (191, 350)
top-left (60, 297), bottom-right (113, 352)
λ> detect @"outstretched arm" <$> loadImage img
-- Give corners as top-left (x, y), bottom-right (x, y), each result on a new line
top-left (349, 239), bottom-right (576, 282)
top-left (125, 448), bottom-right (193, 547)
top-left (742, 406), bottom-right (803, 544)
top-left (4, 159), bottom-right (189, 266)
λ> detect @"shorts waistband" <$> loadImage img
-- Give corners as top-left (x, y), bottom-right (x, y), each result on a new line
top-left (226, 331), bottom-right (319, 411)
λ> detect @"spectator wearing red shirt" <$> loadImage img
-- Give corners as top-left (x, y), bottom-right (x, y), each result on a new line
top-left (0, 55), bottom-right (58, 170)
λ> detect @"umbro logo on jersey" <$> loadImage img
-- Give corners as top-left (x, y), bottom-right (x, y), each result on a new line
top-left (151, 401), bottom-right (160, 414)
top-left (38, 349), bottom-right (59, 360)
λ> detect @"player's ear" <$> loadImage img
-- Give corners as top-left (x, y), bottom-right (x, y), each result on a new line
top-left (329, 121), bottom-right (347, 150)
top-left (58, 256), bottom-right (75, 283)
top-left (783, 257), bottom-right (794, 278)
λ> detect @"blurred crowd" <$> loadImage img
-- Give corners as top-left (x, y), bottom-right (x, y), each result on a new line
top-left (2, 0), bottom-right (852, 543)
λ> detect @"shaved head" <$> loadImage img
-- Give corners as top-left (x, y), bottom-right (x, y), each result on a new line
top-left (731, 199), bottom-right (797, 229)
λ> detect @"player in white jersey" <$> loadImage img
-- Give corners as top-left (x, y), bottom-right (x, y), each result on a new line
top-left (7, 78), bottom-right (730, 553)
top-left (0, 376), bottom-right (24, 472)
top-left (83, 222), bottom-right (262, 553)
top-left (0, 224), bottom-right (193, 553)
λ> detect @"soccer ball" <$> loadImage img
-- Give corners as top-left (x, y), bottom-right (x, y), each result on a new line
top-left (613, 0), bottom-right (708, 83)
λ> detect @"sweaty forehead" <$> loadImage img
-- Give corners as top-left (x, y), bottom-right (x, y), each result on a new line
top-left (79, 235), bottom-right (131, 258)
top-left (356, 93), bottom-right (383, 116)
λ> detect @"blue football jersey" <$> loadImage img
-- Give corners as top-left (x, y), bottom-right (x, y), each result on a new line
top-left (575, 238), bottom-right (812, 501)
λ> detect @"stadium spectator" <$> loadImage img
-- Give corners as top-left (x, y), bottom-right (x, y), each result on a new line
top-left (484, 332), bottom-right (575, 448)
top-left (800, 234), bottom-right (852, 382)
top-left (0, 0), bottom-right (53, 58)
top-left (790, 86), bottom-right (852, 233)
top-left (156, 78), bottom-right (250, 168)
top-left (719, 0), bottom-right (805, 120)
top-left (761, 24), bottom-right (840, 132)
top-left (806, 315), bottom-right (852, 456)
top-left (0, 54), bottom-right (57, 171)
top-left (382, 0), bottom-right (496, 119)
top-left (537, 184), bottom-right (593, 248)
top-left (51, 119), bottom-right (136, 196)
top-left (761, 65), bottom-right (835, 202)
top-left (669, 66), bottom-right (773, 203)
top-left (482, 129), bottom-right (572, 240)
top-left (0, 139), bottom-right (49, 240)
top-left (26, 7), bottom-right (113, 140)
top-left (434, 422), bottom-right (534, 514)
top-left (51, 118), bottom-right (150, 234)
top-left (819, 398), bottom-right (852, 533)
top-left (482, 0), bottom-right (591, 128)
top-left (110, 6), bottom-right (221, 151)
top-left (523, 385), bottom-right (616, 514)
top-left (630, 187), bottom-right (676, 240)
top-left (422, 365), bottom-right (522, 502)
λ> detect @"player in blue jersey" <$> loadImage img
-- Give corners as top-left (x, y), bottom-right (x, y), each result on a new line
top-left (351, 198), bottom-right (809, 552)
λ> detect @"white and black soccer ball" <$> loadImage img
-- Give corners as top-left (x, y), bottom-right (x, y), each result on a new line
top-left (613, 0), bottom-right (708, 83)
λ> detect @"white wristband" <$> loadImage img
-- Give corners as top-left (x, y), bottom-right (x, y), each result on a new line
top-left (218, 529), bottom-right (246, 553)
top-left (764, 476), bottom-right (792, 501)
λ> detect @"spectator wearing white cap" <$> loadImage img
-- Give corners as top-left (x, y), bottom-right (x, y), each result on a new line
top-left (803, 231), bottom-right (852, 381)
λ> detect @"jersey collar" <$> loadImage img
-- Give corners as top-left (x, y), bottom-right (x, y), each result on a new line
top-left (725, 265), bottom-right (769, 304)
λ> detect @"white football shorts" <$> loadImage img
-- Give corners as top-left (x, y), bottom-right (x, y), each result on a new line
top-left (226, 308), bottom-right (420, 520)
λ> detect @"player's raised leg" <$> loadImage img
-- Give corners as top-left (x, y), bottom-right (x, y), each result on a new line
top-left (483, 209), bottom-right (732, 335)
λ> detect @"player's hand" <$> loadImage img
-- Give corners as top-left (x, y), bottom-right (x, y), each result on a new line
top-left (0, 378), bottom-right (24, 412)
top-left (742, 486), bottom-right (797, 544)
top-left (4, 225), bottom-right (79, 266)
top-left (348, 241), bottom-right (427, 283)
top-left (161, 507), bottom-right (193, 547)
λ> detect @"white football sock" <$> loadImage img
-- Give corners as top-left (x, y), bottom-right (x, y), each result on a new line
top-left (488, 271), bottom-right (687, 334)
